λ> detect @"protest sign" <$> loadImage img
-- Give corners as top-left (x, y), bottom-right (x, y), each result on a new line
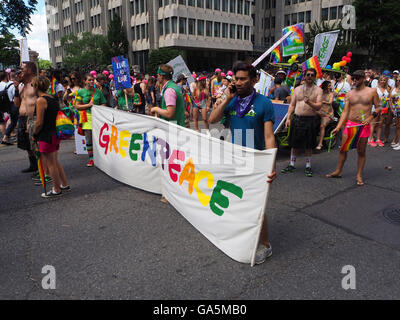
top-left (313, 30), bottom-right (340, 68)
top-left (20, 39), bottom-right (29, 65)
top-left (282, 23), bottom-right (305, 57)
top-left (167, 55), bottom-right (194, 86)
top-left (92, 106), bottom-right (276, 265)
top-left (256, 70), bottom-right (273, 97)
top-left (111, 56), bottom-right (132, 90)
top-left (272, 103), bottom-right (289, 134)
top-left (74, 128), bottom-right (87, 155)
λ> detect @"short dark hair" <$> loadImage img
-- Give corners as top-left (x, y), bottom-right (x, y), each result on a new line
top-left (304, 68), bottom-right (316, 77)
top-left (0, 71), bottom-right (7, 81)
top-left (274, 78), bottom-right (283, 85)
top-left (232, 61), bottom-right (257, 79)
top-left (320, 80), bottom-right (331, 90)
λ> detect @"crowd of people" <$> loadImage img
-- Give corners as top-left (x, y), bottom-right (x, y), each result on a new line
top-left (1, 58), bottom-right (400, 264)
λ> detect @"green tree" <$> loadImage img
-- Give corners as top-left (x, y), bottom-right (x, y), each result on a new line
top-left (146, 48), bottom-right (184, 75)
top-left (38, 58), bottom-right (52, 70)
top-left (353, 0), bottom-right (400, 68)
top-left (105, 14), bottom-right (129, 59)
top-left (61, 32), bottom-right (109, 73)
top-left (0, 0), bottom-right (38, 36)
top-left (0, 31), bottom-right (19, 67)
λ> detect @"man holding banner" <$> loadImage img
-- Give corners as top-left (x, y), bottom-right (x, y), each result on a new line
top-left (209, 61), bottom-right (276, 264)
top-left (326, 70), bottom-right (381, 186)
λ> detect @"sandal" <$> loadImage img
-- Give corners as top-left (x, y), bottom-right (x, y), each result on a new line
top-left (356, 180), bottom-right (364, 186)
top-left (326, 173), bottom-right (342, 178)
top-left (316, 145), bottom-right (322, 150)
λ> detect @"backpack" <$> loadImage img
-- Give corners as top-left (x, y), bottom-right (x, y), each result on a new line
top-left (133, 92), bottom-right (142, 107)
top-left (55, 106), bottom-right (75, 140)
top-left (0, 83), bottom-right (13, 112)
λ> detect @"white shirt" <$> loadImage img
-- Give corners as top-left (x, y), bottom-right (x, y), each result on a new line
top-left (0, 81), bottom-right (15, 102)
top-left (333, 80), bottom-right (351, 95)
top-left (371, 79), bottom-right (378, 88)
top-left (388, 78), bottom-right (395, 89)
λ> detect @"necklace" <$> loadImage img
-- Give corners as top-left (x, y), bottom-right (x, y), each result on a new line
top-left (303, 83), bottom-right (315, 99)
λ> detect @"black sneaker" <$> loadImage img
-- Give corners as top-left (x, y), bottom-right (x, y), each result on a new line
top-left (305, 167), bottom-right (313, 177)
top-left (41, 189), bottom-right (62, 198)
top-left (60, 185), bottom-right (71, 192)
top-left (281, 165), bottom-right (296, 173)
top-left (31, 172), bottom-right (41, 181)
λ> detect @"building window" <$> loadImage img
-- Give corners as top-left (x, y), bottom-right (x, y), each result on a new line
top-left (230, 0), bottom-right (236, 13)
top-left (222, 0), bottom-right (228, 11)
top-left (244, 25), bottom-right (249, 40)
top-left (136, 25), bottom-right (141, 39)
top-left (188, 18), bottom-right (195, 35)
top-left (172, 17), bottom-right (177, 33)
top-left (306, 11), bottom-right (311, 23)
top-left (214, 0), bottom-right (220, 10)
top-left (222, 23), bottom-right (228, 38)
top-left (206, 20), bottom-right (212, 36)
top-left (284, 14), bottom-right (290, 26)
top-left (237, 25), bottom-right (242, 39)
top-left (330, 6), bottom-right (338, 20)
top-left (214, 21), bottom-right (220, 37)
top-left (321, 8), bottom-right (329, 21)
top-left (229, 24), bottom-right (235, 39)
top-left (197, 0), bottom-right (204, 7)
top-left (179, 17), bottom-right (187, 34)
top-left (292, 13), bottom-right (297, 24)
top-left (298, 11), bottom-right (304, 23)
top-left (188, 0), bottom-right (195, 6)
top-left (198, 19), bottom-right (204, 35)
top-left (206, 0), bottom-right (212, 9)
top-left (159, 20), bottom-right (164, 35)
top-left (165, 18), bottom-right (170, 34)
top-left (237, 0), bottom-right (243, 14)
top-left (179, 0), bottom-right (186, 4)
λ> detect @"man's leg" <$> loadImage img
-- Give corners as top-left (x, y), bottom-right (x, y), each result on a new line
top-left (281, 148), bottom-right (297, 173)
top-left (326, 133), bottom-right (348, 177)
top-left (356, 137), bottom-right (368, 185)
top-left (384, 112), bottom-right (393, 143)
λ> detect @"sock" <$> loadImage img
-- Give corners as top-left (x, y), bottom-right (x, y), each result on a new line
top-left (306, 157), bottom-right (311, 168)
top-left (86, 144), bottom-right (93, 160)
top-left (290, 156), bottom-right (296, 167)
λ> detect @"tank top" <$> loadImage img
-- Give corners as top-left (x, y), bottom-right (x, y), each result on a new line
top-left (134, 82), bottom-right (145, 107)
top-left (37, 95), bottom-right (60, 143)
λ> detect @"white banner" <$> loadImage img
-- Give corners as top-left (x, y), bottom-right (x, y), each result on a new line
top-left (74, 128), bottom-right (88, 155)
top-left (167, 55), bottom-right (194, 86)
top-left (19, 38), bottom-right (29, 64)
top-left (92, 106), bottom-right (277, 264)
top-left (256, 70), bottom-right (273, 97)
top-left (313, 30), bottom-right (340, 68)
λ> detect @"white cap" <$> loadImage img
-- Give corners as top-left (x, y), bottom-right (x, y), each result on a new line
top-left (393, 70), bottom-right (399, 74)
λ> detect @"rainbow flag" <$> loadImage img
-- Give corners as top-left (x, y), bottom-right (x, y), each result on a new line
top-left (282, 23), bottom-right (304, 56)
top-left (302, 56), bottom-right (323, 79)
top-left (50, 76), bottom-right (57, 95)
top-left (271, 46), bottom-right (281, 64)
top-left (34, 144), bottom-right (46, 192)
top-left (340, 125), bottom-right (363, 152)
top-left (285, 70), bottom-right (301, 89)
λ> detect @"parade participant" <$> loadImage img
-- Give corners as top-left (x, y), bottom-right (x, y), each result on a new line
top-left (14, 62), bottom-right (38, 173)
top-left (39, 69), bottom-right (47, 77)
top-left (272, 78), bottom-right (290, 103)
top-left (211, 68), bottom-right (223, 108)
top-left (145, 77), bottom-right (156, 114)
top-left (209, 61), bottom-right (276, 265)
top-left (133, 74), bottom-right (146, 114)
top-left (116, 87), bottom-right (134, 111)
top-left (390, 78), bottom-right (400, 150)
top-left (76, 74), bottom-right (107, 167)
top-left (192, 75), bottom-right (210, 133)
top-left (151, 64), bottom-right (185, 127)
top-left (326, 70), bottom-right (381, 186)
top-left (368, 75), bottom-right (391, 147)
top-left (96, 74), bottom-right (112, 107)
top-left (332, 72), bottom-right (351, 116)
top-left (31, 76), bottom-right (69, 198)
top-left (316, 81), bottom-right (334, 150)
top-left (1, 71), bottom-right (17, 146)
top-left (282, 68), bottom-right (323, 177)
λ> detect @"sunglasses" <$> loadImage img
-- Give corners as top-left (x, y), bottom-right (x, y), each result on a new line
top-left (71, 77), bottom-right (77, 80)
top-left (305, 73), bottom-right (315, 77)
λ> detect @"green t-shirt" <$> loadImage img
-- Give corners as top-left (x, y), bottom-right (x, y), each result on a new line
top-left (117, 90), bottom-right (133, 111)
top-left (77, 88), bottom-right (107, 114)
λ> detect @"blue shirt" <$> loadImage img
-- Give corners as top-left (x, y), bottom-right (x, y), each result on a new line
top-left (224, 93), bottom-right (275, 150)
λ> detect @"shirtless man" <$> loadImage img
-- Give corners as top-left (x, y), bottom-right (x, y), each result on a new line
top-left (14, 62), bottom-right (38, 173)
top-left (326, 70), bottom-right (381, 186)
top-left (281, 68), bottom-right (323, 177)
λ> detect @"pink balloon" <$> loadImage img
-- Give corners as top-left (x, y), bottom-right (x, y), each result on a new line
top-left (347, 52), bottom-right (353, 58)
top-left (108, 75), bottom-right (114, 79)
top-left (342, 56), bottom-right (347, 61)
top-left (102, 70), bottom-right (109, 75)
top-left (227, 71), bottom-right (234, 76)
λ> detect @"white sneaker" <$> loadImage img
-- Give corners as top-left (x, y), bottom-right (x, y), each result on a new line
top-left (255, 243), bottom-right (272, 265)
top-left (393, 145), bottom-right (400, 150)
top-left (392, 143), bottom-right (400, 148)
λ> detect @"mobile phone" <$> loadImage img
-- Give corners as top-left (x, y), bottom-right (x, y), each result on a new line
top-left (230, 85), bottom-right (237, 93)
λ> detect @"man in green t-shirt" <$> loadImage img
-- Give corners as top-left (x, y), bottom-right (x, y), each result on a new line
top-left (150, 64), bottom-right (185, 127)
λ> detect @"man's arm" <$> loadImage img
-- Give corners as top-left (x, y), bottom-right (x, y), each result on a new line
top-left (153, 105), bottom-right (176, 119)
top-left (305, 88), bottom-right (323, 111)
top-left (209, 84), bottom-right (235, 123)
top-left (264, 120), bottom-right (276, 183)
top-left (285, 88), bottom-right (297, 127)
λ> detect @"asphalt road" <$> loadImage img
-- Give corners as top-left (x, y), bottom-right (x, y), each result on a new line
top-left (1, 125), bottom-right (400, 300)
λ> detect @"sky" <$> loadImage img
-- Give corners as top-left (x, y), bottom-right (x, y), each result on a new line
top-left (13, 0), bottom-right (50, 60)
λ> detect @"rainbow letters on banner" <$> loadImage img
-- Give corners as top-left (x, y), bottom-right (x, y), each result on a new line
top-left (92, 106), bottom-right (276, 264)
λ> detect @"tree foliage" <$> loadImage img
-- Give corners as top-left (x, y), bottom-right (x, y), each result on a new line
top-left (38, 58), bottom-right (51, 70)
top-left (146, 48), bottom-right (184, 75)
top-left (353, 0), bottom-right (400, 68)
top-left (0, 30), bottom-right (19, 67)
top-left (61, 32), bottom-right (109, 73)
top-left (0, 0), bottom-right (38, 36)
top-left (105, 14), bottom-right (129, 59)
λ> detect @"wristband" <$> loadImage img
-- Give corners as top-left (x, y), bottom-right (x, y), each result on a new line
top-left (372, 111), bottom-right (378, 118)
